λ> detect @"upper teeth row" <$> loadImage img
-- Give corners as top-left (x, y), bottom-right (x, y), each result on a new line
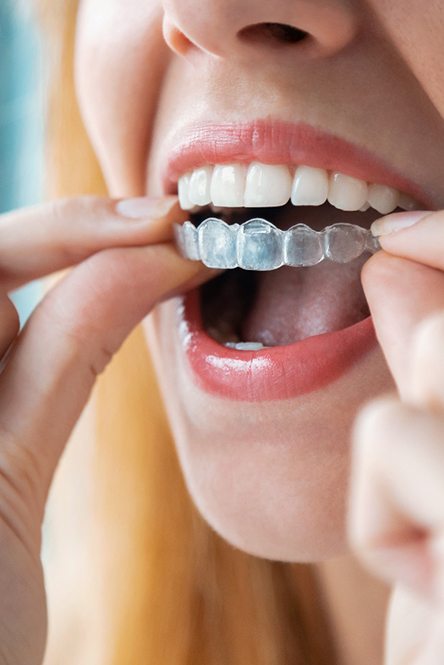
top-left (178, 163), bottom-right (417, 214)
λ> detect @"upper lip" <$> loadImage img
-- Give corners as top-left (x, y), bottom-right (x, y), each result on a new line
top-left (161, 118), bottom-right (430, 207)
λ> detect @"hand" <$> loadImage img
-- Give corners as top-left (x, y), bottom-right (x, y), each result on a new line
top-left (347, 210), bottom-right (444, 665)
top-left (0, 196), bottom-right (212, 665)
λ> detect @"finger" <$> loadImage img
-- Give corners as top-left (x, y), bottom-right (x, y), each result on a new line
top-left (0, 296), bottom-right (19, 360)
top-left (385, 586), bottom-right (434, 665)
top-left (411, 614), bottom-right (444, 665)
top-left (371, 210), bottom-right (444, 272)
top-left (0, 195), bottom-right (185, 292)
top-left (361, 252), bottom-right (444, 395)
top-left (0, 242), bottom-right (215, 511)
top-left (348, 396), bottom-right (444, 603)
top-left (409, 310), bottom-right (444, 411)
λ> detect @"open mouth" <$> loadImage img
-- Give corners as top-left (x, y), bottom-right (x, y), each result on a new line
top-left (174, 161), bottom-right (417, 350)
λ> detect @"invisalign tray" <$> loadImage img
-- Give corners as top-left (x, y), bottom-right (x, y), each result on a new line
top-left (174, 217), bottom-right (381, 270)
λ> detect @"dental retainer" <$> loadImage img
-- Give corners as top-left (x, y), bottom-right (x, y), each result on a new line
top-left (174, 217), bottom-right (380, 270)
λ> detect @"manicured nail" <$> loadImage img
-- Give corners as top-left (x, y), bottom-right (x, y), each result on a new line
top-left (371, 211), bottom-right (431, 237)
top-left (115, 196), bottom-right (178, 220)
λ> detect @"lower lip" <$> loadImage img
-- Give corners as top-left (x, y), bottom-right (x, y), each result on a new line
top-left (177, 289), bottom-right (378, 402)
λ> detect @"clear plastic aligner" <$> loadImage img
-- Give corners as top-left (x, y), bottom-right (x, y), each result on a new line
top-left (174, 217), bottom-right (381, 270)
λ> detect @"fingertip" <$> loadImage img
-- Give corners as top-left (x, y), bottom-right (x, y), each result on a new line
top-left (370, 210), bottom-right (430, 237)
top-left (360, 252), bottom-right (444, 394)
top-left (371, 209), bottom-right (444, 273)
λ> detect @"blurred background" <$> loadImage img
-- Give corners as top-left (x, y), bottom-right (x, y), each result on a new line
top-left (1, 1), bottom-right (44, 323)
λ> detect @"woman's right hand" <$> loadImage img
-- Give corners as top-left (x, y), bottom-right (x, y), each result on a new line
top-left (0, 195), bottom-right (211, 665)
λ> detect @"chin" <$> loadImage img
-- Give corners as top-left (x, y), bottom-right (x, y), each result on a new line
top-left (144, 304), bottom-right (393, 562)
top-left (170, 408), bottom-right (354, 562)
top-left (180, 444), bottom-right (349, 562)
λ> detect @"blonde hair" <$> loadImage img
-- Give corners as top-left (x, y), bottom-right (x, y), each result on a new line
top-left (41, 2), bottom-right (337, 663)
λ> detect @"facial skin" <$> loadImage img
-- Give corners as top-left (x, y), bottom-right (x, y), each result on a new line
top-left (75, 0), bottom-right (444, 561)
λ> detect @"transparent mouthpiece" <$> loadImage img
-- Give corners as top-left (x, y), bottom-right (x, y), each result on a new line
top-left (174, 217), bottom-right (380, 270)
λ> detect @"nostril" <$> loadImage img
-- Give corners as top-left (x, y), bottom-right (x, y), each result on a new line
top-left (239, 22), bottom-right (309, 46)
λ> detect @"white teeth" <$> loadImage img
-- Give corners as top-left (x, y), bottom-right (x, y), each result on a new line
top-left (189, 165), bottom-right (213, 206)
top-left (179, 162), bottom-right (414, 214)
top-left (244, 162), bottom-right (292, 207)
top-left (367, 183), bottom-right (399, 215)
top-left (178, 172), bottom-right (194, 210)
top-left (210, 204), bottom-right (225, 213)
top-left (224, 341), bottom-right (267, 350)
top-left (328, 172), bottom-right (368, 211)
top-left (291, 165), bottom-right (329, 206)
top-left (210, 164), bottom-right (246, 207)
top-left (398, 193), bottom-right (419, 211)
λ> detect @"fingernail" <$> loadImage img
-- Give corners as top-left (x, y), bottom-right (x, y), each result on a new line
top-left (371, 211), bottom-right (430, 237)
top-left (115, 196), bottom-right (178, 220)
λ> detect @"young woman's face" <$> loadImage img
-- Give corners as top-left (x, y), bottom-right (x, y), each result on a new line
top-left (75, 0), bottom-right (444, 561)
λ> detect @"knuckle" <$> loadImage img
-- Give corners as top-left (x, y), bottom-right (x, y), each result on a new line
top-left (0, 434), bottom-right (43, 550)
top-left (49, 195), bottom-right (98, 221)
top-left (48, 195), bottom-right (107, 262)
top-left (88, 343), bottom-right (116, 378)
top-left (54, 323), bottom-right (117, 379)
top-left (66, 327), bottom-right (117, 379)
top-left (0, 426), bottom-right (44, 509)
top-left (38, 286), bottom-right (119, 379)
top-left (48, 198), bottom-right (84, 261)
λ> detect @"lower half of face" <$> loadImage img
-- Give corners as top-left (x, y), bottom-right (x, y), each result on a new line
top-left (75, 0), bottom-right (444, 563)
top-left (143, 294), bottom-right (393, 561)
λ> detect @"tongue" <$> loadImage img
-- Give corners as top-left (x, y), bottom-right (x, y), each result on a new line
top-left (241, 255), bottom-right (370, 346)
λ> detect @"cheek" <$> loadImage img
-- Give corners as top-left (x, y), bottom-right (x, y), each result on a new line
top-left (75, 0), bottom-right (169, 195)
top-left (371, 0), bottom-right (444, 115)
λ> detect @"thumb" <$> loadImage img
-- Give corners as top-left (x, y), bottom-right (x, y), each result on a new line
top-left (0, 242), bottom-right (213, 502)
top-left (361, 251), bottom-right (444, 396)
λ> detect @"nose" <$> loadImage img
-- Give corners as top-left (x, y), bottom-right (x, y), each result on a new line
top-left (162, 0), bottom-right (358, 60)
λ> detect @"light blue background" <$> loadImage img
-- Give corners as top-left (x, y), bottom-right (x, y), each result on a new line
top-left (1, 2), bottom-right (44, 324)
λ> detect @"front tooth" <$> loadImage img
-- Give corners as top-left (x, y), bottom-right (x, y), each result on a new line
top-left (328, 172), bottom-right (368, 211)
top-left (178, 172), bottom-right (194, 210)
top-left (225, 341), bottom-right (266, 351)
top-left (188, 165), bottom-right (213, 206)
top-left (244, 162), bottom-right (292, 207)
top-left (210, 203), bottom-right (225, 213)
top-left (368, 183), bottom-right (399, 214)
top-left (211, 164), bottom-right (246, 207)
top-left (291, 165), bottom-right (329, 206)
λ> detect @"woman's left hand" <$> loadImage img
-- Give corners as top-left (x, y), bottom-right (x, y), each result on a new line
top-left (347, 210), bottom-right (444, 665)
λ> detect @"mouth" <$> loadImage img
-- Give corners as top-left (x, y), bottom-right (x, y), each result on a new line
top-left (163, 120), bottom-right (425, 400)
top-left (174, 158), bottom-right (418, 347)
